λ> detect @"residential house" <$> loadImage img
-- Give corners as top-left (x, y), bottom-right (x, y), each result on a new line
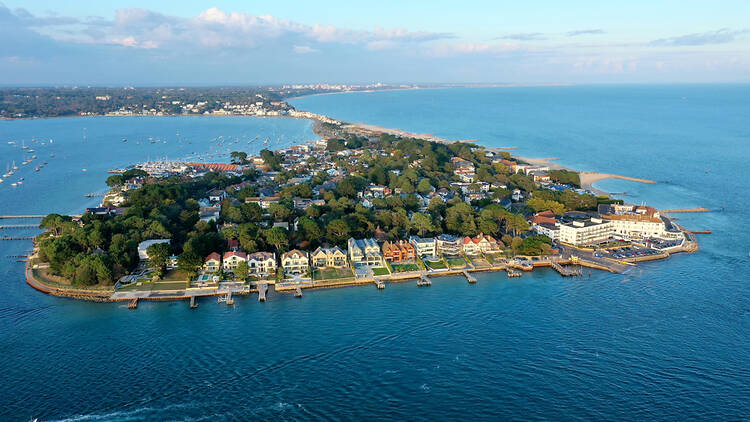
top-left (204, 252), bottom-right (221, 272)
top-left (382, 240), bottom-right (416, 263)
top-left (310, 247), bottom-right (348, 269)
top-left (436, 234), bottom-right (462, 256)
top-left (208, 189), bottom-right (228, 203)
top-left (222, 251), bottom-right (247, 272)
top-left (348, 238), bottom-right (384, 267)
top-left (281, 249), bottom-right (309, 275)
top-left (409, 236), bottom-right (437, 259)
top-left (247, 252), bottom-right (277, 276)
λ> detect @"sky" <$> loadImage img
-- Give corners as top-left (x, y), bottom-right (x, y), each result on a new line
top-left (1, 1), bottom-right (749, 85)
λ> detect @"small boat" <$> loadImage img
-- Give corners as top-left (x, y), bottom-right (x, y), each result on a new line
top-left (82, 168), bottom-right (87, 172)
top-left (11, 183), bottom-right (17, 187)
top-left (7, 141), bottom-right (15, 145)
top-left (122, 138), bottom-right (127, 142)
top-left (0, 178), bottom-right (3, 183)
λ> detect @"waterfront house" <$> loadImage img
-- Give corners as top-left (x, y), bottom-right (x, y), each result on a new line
top-left (348, 238), bottom-right (384, 267)
top-left (247, 252), bottom-right (276, 276)
top-left (436, 234), bottom-right (462, 257)
top-left (409, 236), bottom-right (437, 259)
top-left (382, 240), bottom-right (416, 263)
top-left (311, 246), bottom-right (347, 269)
top-left (222, 251), bottom-right (247, 272)
top-left (204, 252), bottom-right (221, 273)
top-left (464, 233), bottom-right (502, 254)
top-left (281, 250), bottom-right (309, 275)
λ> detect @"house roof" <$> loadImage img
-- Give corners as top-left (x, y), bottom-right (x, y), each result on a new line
top-left (223, 251), bottom-right (247, 260)
top-left (205, 252), bottom-right (221, 262)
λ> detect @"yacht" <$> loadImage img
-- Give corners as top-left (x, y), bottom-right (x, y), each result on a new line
top-left (11, 182), bottom-right (17, 187)
top-left (0, 178), bottom-right (4, 183)
top-left (7, 141), bottom-right (15, 145)
top-left (13, 161), bottom-right (18, 170)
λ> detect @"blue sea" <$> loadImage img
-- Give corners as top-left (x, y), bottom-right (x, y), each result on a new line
top-left (1, 86), bottom-right (749, 421)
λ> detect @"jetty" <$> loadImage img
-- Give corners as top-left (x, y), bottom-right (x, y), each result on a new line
top-left (463, 270), bottom-right (477, 284)
top-left (375, 279), bottom-right (385, 289)
top-left (688, 230), bottom-right (712, 234)
top-left (258, 283), bottom-right (268, 301)
top-left (190, 296), bottom-right (198, 309)
top-left (1, 236), bottom-right (35, 240)
top-left (661, 207), bottom-right (711, 213)
top-left (417, 275), bottom-right (432, 287)
top-left (0, 215), bottom-right (45, 219)
top-left (294, 287), bottom-right (303, 298)
top-left (550, 261), bottom-right (583, 277)
top-left (128, 298), bottom-right (138, 309)
top-left (0, 224), bottom-right (39, 229)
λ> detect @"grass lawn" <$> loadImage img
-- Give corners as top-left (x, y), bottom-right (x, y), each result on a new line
top-left (152, 281), bottom-right (189, 291)
top-left (372, 267), bottom-right (391, 276)
top-left (446, 257), bottom-right (468, 268)
top-left (425, 259), bottom-right (447, 269)
top-left (117, 281), bottom-right (153, 292)
top-left (33, 268), bottom-right (113, 291)
top-left (313, 267), bottom-right (355, 281)
top-left (391, 263), bottom-right (420, 273)
top-left (161, 269), bottom-right (189, 282)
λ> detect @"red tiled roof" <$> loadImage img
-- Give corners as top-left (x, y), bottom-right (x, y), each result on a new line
top-left (223, 251), bottom-right (247, 260)
top-left (205, 252), bottom-right (221, 262)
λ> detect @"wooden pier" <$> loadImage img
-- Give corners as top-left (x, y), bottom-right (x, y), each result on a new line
top-left (417, 275), bottom-right (432, 287)
top-left (462, 270), bottom-right (477, 284)
top-left (550, 261), bottom-right (583, 277)
top-left (190, 296), bottom-right (198, 309)
top-left (258, 283), bottom-right (268, 301)
top-left (294, 287), bottom-right (303, 298)
top-left (0, 224), bottom-right (39, 229)
top-left (128, 298), bottom-right (138, 309)
top-left (375, 279), bottom-right (385, 289)
top-left (226, 291), bottom-right (234, 305)
top-left (1, 236), bottom-right (35, 241)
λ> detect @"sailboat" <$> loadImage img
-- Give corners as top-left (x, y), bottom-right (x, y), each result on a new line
top-left (12, 160), bottom-right (18, 170)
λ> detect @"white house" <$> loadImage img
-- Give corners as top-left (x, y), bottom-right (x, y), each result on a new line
top-left (222, 251), bottom-right (247, 272)
top-left (247, 252), bottom-right (277, 276)
top-left (409, 236), bottom-right (437, 258)
top-left (347, 238), bottom-right (384, 267)
top-left (281, 249), bottom-right (309, 275)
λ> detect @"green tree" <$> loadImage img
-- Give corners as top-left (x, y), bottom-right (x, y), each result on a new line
top-left (417, 178), bottom-right (433, 195)
top-left (264, 227), bottom-right (289, 252)
top-left (177, 251), bottom-right (203, 279)
top-left (106, 175), bottom-right (124, 187)
top-left (326, 219), bottom-right (351, 245)
top-left (146, 242), bottom-right (170, 278)
top-left (235, 260), bottom-right (249, 281)
top-left (410, 212), bottom-right (435, 236)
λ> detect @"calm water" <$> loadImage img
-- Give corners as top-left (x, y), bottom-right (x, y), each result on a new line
top-left (1, 87), bottom-right (749, 420)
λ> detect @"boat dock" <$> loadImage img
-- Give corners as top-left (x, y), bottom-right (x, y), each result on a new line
top-left (226, 291), bottom-right (234, 305)
top-left (1, 236), bottom-right (35, 241)
top-left (462, 270), bottom-right (477, 284)
top-left (258, 283), bottom-right (268, 301)
top-left (375, 279), bottom-right (385, 289)
top-left (0, 224), bottom-right (39, 229)
top-left (550, 261), bottom-right (583, 277)
top-left (417, 275), bottom-right (432, 287)
top-left (128, 298), bottom-right (138, 309)
top-left (0, 215), bottom-right (45, 219)
top-left (190, 296), bottom-right (198, 309)
top-left (294, 287), bottom-right (303, 298)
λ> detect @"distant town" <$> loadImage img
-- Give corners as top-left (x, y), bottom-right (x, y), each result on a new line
top-left (24, 108), bottom-right (700, 304)
top-left (0, 84), bottom-right (421, 119)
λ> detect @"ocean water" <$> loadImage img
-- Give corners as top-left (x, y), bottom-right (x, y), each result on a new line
top-left (1, 87), bottom-right (749, 421)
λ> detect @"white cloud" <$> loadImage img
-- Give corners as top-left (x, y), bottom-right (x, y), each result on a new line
top-left (293, 45), bottom-right (318, 54)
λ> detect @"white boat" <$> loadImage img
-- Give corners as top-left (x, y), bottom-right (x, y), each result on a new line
top-left (12, 161), bottom-right (18, 170)
top-left (0, 178), bottom-right (4, 183)
top-left (82, 168), bottom-right (87, 172)
top-left (7, 141), bottom-right (14, 145)
top-left (11, 183), bottom-right (17, 187)
top-left (22, 141), bottom-right (27, 149)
